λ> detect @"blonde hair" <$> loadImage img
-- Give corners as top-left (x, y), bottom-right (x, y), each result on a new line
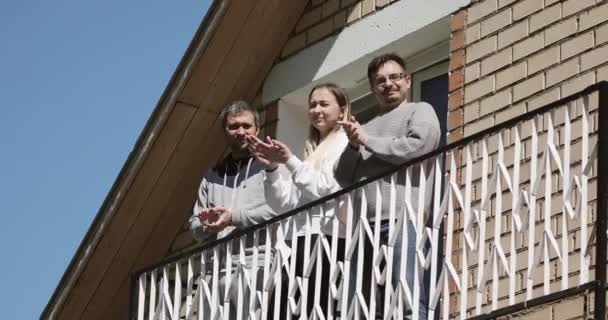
top-left (303, 83), bottom-right (352, 159)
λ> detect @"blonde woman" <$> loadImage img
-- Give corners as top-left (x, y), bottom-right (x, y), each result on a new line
top-left (247, 83), bottom-right (351, 316)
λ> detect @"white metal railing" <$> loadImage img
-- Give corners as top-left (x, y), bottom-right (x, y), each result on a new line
top-left (131, 84), bottom-right (606, 320)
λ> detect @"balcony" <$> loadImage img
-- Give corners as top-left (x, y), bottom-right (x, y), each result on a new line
top-left (130, 82), bottom-right (608, 320)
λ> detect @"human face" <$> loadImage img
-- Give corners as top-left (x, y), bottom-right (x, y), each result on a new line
top-left (308, 88), bottom-right (343, 139)
top-left (371, 60), bottom-right (411, 111)
top-left (224, 111), bottom-right (258, 156)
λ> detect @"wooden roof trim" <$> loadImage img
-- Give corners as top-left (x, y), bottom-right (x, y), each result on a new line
top-left (40, 1), bottom-right (228, 318)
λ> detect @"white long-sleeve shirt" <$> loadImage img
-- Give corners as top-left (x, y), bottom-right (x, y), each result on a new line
top-left (264, 132), bottom-right (348, 238)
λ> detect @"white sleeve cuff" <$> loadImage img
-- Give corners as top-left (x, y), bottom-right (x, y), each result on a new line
top-left (285, 155), bottom-right (303, 173)
top-left (264, 168), bottom-right (281, 184)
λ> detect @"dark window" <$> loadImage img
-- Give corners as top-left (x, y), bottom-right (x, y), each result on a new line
top-left (419, 73), bottom-right (448, 146)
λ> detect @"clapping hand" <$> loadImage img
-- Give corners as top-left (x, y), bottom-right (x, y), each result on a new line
top-left (338, 115), bottom-right (368, 146)
top-left (246, 135), bottom-right (292, 168)
top-left (200, 207), bottom-right (232, 233)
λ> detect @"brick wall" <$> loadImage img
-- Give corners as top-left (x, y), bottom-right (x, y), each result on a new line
top-left (497, 294), bottom-right (589, 320)
top-left (447, 0), bottom-right (606, 318)
top-left (280, 0), bottom-right (401, 59)
top-left (449, 0), bottom-right (608, 138)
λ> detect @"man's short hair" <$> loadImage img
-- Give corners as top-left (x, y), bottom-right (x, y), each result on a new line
top-left (367, 53), bottom-right (408, 87)
top-left (218, 100), bottom-right (260, 129)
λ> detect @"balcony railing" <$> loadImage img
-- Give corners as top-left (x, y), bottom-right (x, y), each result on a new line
top-left (131, 82), bottom-right (608, 320)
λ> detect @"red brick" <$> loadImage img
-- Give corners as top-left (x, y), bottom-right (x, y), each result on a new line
top-left (448, 127), bottom-right (464, 143)
top-left (450, 49), bottom-right (465, 71)
top-left (449, 88), bottom-right (464, 110)
top-left (451, 10), bottom-right (467, 32)
top-left (450, 68), bottom-right (465, 91)
top-left (448, 108), bottom-right (464, 131)
top-left (451, 30), bottom-right (465, 52)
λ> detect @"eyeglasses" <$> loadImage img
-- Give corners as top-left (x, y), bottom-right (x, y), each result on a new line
top-left (373, 73), bottom-right (406, 88)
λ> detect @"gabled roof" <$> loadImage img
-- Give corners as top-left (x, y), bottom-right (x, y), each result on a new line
top-left (41, 1), bottom-right (308, 318)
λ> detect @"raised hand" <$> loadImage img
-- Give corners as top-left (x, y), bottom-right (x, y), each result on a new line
top-left (247, 135), bottom-right (292, 164)
top-left (246, 135), bottom-right (278, 170)
top-left (266, 138), bottom-right (292, 163)
top-left (338, 115), bottom-right (368, 146)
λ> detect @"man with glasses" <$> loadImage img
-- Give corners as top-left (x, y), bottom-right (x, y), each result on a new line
top-left (335, 53), bottom-right (440, 319)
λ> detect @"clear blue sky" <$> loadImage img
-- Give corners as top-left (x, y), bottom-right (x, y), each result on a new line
top-left (0, 1), bottom-right (210, 317)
